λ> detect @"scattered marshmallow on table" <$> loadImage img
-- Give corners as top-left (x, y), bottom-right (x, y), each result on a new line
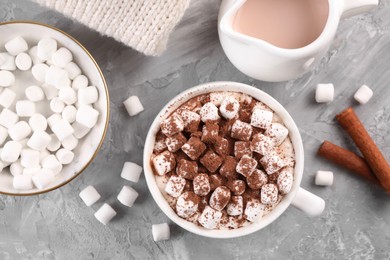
top-left (120, 161), bottom-right (143, 183)
top-left (29, 113), bottom-right (48, 131)
top-left (32, 168), bottom-right (56, 189)
top-left (56, 148), bottom-right (74, 164)
top-left (0, 52), bottom-right (16, 71)
top-left (1, 141), bottom-right (22, 163)
top-left (27, 131), bottom-right (52, 151)
top-left (0, 109), bottom-right (19, 129)
top-left (5, 36), bottom-right (28, 56)
top-left (25, 85), bottom-right (45, 102)
top-left (94, 203), bottom-right (117, 225)
top-left (13, 174), bottom-right (33, 190)
top-left (123, 95), bottom-right (144, 116)
top-left (8, 121), bottom-right (31, 141)
top-left (15, 52), bottom-right (32, 71)
top-left (354, 85), bottom-right (373, 105)
top-left (16, 100), bottom-right (36, 117)
top-left (0, 88), bottom-right (16, 108)
top-left (117, 185), bottom-right (139, 207)
top-left (76, 105), bottom-right (99, 128)
top-left (315, 83), bottom-right (334, 103)
top-left (31, 64), bottom-right (49, 82)
top-left (51, 119), bottom-right (74, 141)
top-left (0, 71), bottom-right (15, 87)
top-left (315, 171), bottom-right (334, 186)
top-left (79, 185), bottom-right (101, 206)
top-left (152, 223), bottom-right (170, 242)
top-left (37, 37), bottom-right (57, 61)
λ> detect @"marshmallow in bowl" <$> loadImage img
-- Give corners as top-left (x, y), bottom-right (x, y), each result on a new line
top-left (0, 71), bottom-right (15, 87)
top-left (58, 87), bottom-right (77, 105)
top-left (72, 74), bottom-right (88, 90)
top-left (62, 135), bottom-right (79, 151)
top-left (32, 168), bottom-right (56, 189)
top-left (13, 174), bottom-right (33, 190)
top-left (219, 96), bottom-right (240, 119)
top-left (165, 175), bottom-right (186, 198)
top-left (0, 52), bottom-right (16, 71)
top-left (251, 108), bottom-right (273, 129)
top-left (117, 185), bottom-right (139, 207)
top-left (176, 191), bottom-right (199, 218)
top-left (244, 198), bottom-right (264, 222)
top-left (42, 155), bottom-right (62, 175)
top-left (65, 62), bottom-right (81, 80)
top-left (62, 105), bottom-right (77, 123)
top-left (56, 148), bottom-right (74, 165)
top-left (52, 47), bottom-right (73, 68)
top-left (79, 185), bottom-right (101, 206)
top-left (76, 105), bottom-right (99, 128)
top-left (1, 141), bottom-right (23, 163)
top-left (37, 37), bottom-right (57, 61)
top-left (25, 85), bottom-right (45, 102)
top-left (16, 100), bottom-right (36, 117)
top-left (29, 114), bottom-right (48, 131)
top-left (15, 53), bottom-right (32, 71)
top-left (264, 123), bottom-right (289, 146)
top-left (198, 206), bottom-right (222, 229)
top-left (51, 119), bottom-right (74, 141)
top-left (31, 64), bottom-right (49, 82)
top-left (152, 223), bottom-right (170, 242)
top-left (20, 148), bottom-right (40, 168)
top-left (0, 88), bottom-right (16, 108)
top-left (8, 121), bottom-right (31, 141)
top-left (78, 86), bottom-right (99, 105)
top-left (45, 66), bottom-right (70, 89)
top-left (27, 131), bottom-right (52, 151)
top-left (200, 102), bottom-right (220, 122)
top-left (0, 126), bottom-right (8, 145)
top-left (5, 36), bottom-right (28, 56)
top-left (28, 46), bottom-right (43, 65)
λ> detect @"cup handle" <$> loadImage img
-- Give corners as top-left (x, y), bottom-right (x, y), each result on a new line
top-left (291, 187), bottom-right (325, 217)
top-left (341, 0), bottom-right (378, 18)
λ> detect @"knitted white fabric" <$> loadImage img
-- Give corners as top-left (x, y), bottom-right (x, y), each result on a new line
top-left (33, 0), bottom-right (190, 56)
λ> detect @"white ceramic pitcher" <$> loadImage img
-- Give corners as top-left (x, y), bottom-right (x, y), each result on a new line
top-left (218, 0), bottom-right (378, 82)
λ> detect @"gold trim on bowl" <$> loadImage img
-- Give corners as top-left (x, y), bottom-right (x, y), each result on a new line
top-left (0, 20), bottom-right (110, 196)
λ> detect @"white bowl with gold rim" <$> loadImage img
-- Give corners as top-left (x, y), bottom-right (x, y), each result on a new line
top-left (0, 21), bottom-right (109, 196)
top-left (143, 81), bottom-right (324, 238)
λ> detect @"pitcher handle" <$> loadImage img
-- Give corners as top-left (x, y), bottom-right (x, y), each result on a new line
top-left (291, 187), bottom-right (325, 217)
top-left (341, 0), bottom-right (378, 18)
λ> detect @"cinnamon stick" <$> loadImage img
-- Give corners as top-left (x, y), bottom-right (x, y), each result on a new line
top-left (336, 107), bottom-right (390, 193)
top-left (318, 141), bottom-right (380, 186)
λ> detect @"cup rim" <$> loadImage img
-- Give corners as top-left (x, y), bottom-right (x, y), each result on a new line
top-left (0, 20), bottom-right (110, 196)
top-left (143, 81), bottom-right (304, 238)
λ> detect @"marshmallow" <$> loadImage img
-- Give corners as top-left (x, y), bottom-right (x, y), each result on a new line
top-left (94, 203), bottom-right (116, 225)
top-left (76, 105), bottom-right (99, 128)
top-left (209, 186), bottom-right (231, 211)
top-left (120, 161), bottom-right (143, 183)
top-left (23, 166), bottom-right (41, 176)
top-left (236, 155), bottom-right (257, 178)
top-left (277, 168), bottom-right (294, 194)
top-left (10, 161), bottom-right (23, 176)
top-left (79, 185), bottom-right (101, 206)
top-left (198, 206), bottom-right (222, 229)
top-left (180, 110), bottom-right (201, 132)
top-left (193, 173), bottom-right (211, 196)
top-left (62, 105), bottom-right (77, 123)
top-left (264, 123), bottom-right (289, 146)
top-left (117, 185), bottom-right (139, 207)
top-left (209, 92), bottom-right (225, 106)
top-left (260, 150), bottom-right (286, 175)
top-left (41, 83), bottom-right (58, 100)
top-left (32, 168), bottom-right (55, 189)
top-left (64, 62), bottom-right (81, 80)
top-left (0, 52), bottom-right (16, 71)
top-left (52, 47), bottom-right (73, 68)
top-left (152, 150), bottom-right (176, 176)
top-left (226, 196), bottom-right (244, 216)
top-left (56, 148), bottom-right (74, 164)
top-left (1, 141), bottom-right (23, 162)
top-left (13, 175), bottom-right (33, 190)
top-left (251, 108), bottom-right (273, 129)
top-left (220, 97), bottom-right (240, 119)
top-left (46, 113), bottom-right (61, 129)
top-left (231, 120), bottom-right (252, 141)
top-left (28, 46), bottom-right (43, 65)
top-left (244, 198), bottom-right (264, 222)
top-left (45, 66), bottom-right (70, 89)
top-left (62, 135), bottom-right (78, 151)
top-left (5, 36), bottom-right (28, 56)
top-left (51, 119), bottom-right (74, 141)
top-left (78, 86), bottom-right (99, 106)
top-left (42, 155), bottom-right (62, 175)
top-left (315, 83), bottom-right (334, 103)
top-left (0, 109), bottom-right (19, 128)
top-left (29, 113), bottom-right (48, 131)
top-left (31, 63), bottom-right (49, 82)
top-left (354, 85), bottom-right (373, 105)
top-left (0, 125), bottom-right (8, 145)
top-left (58, 87), bottom-right (77, 105)
top-left (25, 85), bottom-right (45, 102)
top-left (39, 149), bottom-right (50, 163)
top-left (160, 114), bottom-right (184, 136)
top-left (0, 71), bottom-right (15, 87)
top-left (123, 95), bottom-right (144, 116)
top-left (165, 175), bottom-right (186, 198)
top-left (176, 191), bottom-right (199, 218)
top-left (15, 53), bottom-right (32, 71)
top-left (250, 133), bottom-right (274, 155)
top-left (27, 131), bottom-right (52, 151)
top-left (47, 134), bottom-right (61, 152)
top-left (261, 184), bottom-right (279, 205)
top-left (0, 88), bottom-right (16, 108)
top-left (8, 121), bottom-right (31, 141)
top-left (50, 97), bottom-right (65, 113)
top-left (72, 74), bottom-right (88, 90)
top-left (37, 37), bottom-right (57, 61)
top-left (20, 148), bottom-right (40, 168)
top-left (200, 102), bottom-right (220, 122)
top-left (72, 121), bottom-right (90, 139)
top-left (315, 170), bottom-right (334, 186)
top-left (16, 100), bottom-right (36, 117)
top-left (152, 223), bottom-right (170, 242)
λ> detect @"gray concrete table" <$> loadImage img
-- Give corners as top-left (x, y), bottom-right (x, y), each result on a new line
top-left (0, 0), bottom-right (389, 259)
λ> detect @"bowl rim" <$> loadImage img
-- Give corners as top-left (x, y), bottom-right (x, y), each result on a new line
top-left (143, 81), bottom-right (304, 239)
top-left (0, 20), bottom-right (110, 196)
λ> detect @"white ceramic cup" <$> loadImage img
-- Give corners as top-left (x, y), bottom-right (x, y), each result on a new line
top-left (0, 21), bottom-right (109, 196)
top-left (143, 81), bottom-right (325, 239)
